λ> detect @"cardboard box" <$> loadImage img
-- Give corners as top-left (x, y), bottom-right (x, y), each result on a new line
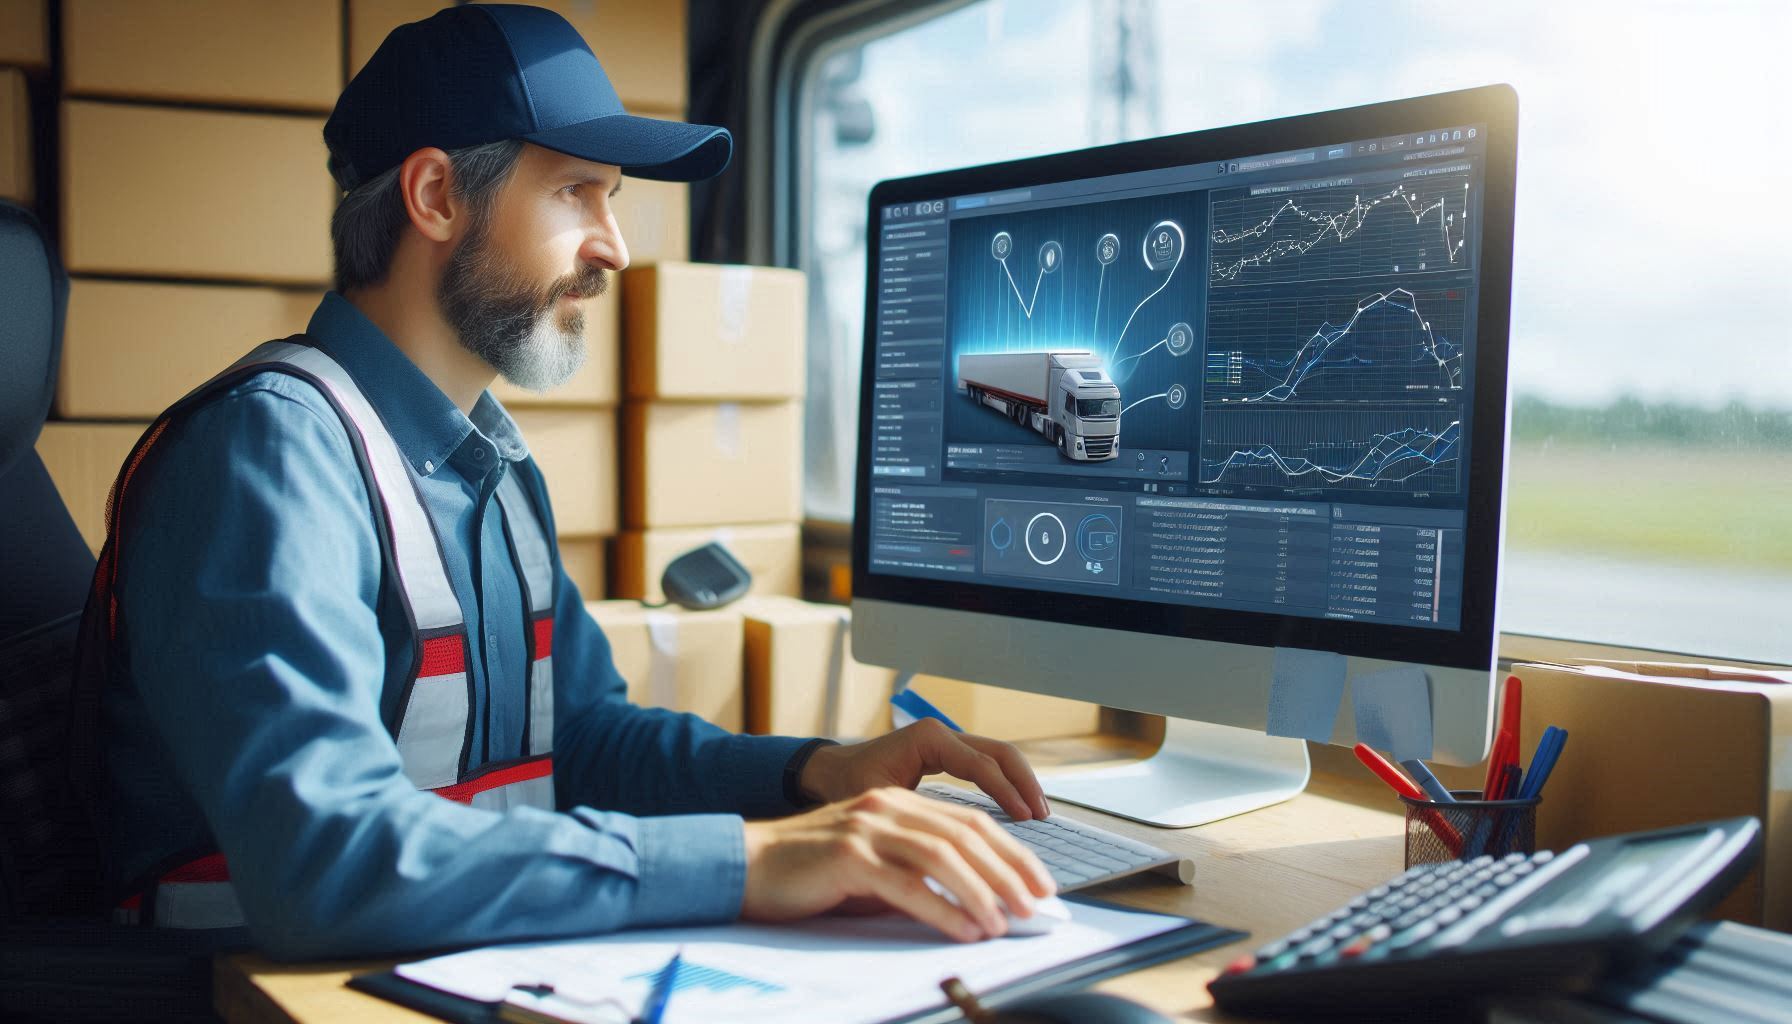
top-left (622, 401), bottom-right (802, 528)
top-left (585, 600), bottom-right (743, 731)
top-left (612, 177), bottom-right (688, 265)
top-left (58, 279), bottom-right (324, 419)
top-left (61, 101), bottom-right (334, 284)
top-left (558, 536), bottom-right (607, 599)
top-left (0, 68), bottom-right (28, 204)
top-left (35, 422), bottom-right (143, 553)
top-left (490, 280), bottom-right (621, 408)
top-left (623, 263), bottom-right (806, 401)
top-left (614, 523), bottom-right (801, 603)
top-left (0, 0), bottom-right (48, 70)
top-left (348, 0), bottom-right (448, 77)
top-left (64, 0), bottom-right (340, 111)
top-left (513, 409), bottom-right (618, 537)
top-left (1507, 660), bottom-right (1792, 928)
top-left (742, 597), bottom-right (897, 740)
top-left (487, 1), bottom-right (685, 112)
top-left (903, 675), bottom-right (1103, 743)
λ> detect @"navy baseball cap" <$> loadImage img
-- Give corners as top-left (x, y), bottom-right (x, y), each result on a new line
top-left (325, 3), bottom-right (730, 191)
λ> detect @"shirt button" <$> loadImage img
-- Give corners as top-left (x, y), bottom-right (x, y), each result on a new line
top-left (423, 460), bottom-right (435, 473)
top-left (487, 633), bottom-right (499, 650)
top-left (473, 447), bottom-right (487, 461)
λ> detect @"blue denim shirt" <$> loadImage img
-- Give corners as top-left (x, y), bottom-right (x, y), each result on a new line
top-left (101, 292), bottom-right (810, 959)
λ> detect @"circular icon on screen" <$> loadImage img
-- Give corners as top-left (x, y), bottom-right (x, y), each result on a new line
top-left (1142, 219), bottom-right (1184, 271)
top-left (1166, 322), bottom-right (1193, 356)
top-left (1024, 512), bottom-right (1067, 565)
top-left (991, 231), bottom-right (1013, 260)
top-left (1075, 513), bottom-right (1120, 564)
top-left (1167, 384), bottom-right (1188, 410)
top-left (1038, 240), bottom-right (1063, 274)
top-left (988, 517), bottom-right (1013, 557)
top-left (1095, 233), bottom-right (1120, 266)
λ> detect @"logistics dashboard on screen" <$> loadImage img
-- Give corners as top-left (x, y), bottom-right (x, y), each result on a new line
top-left (867, 123), bottom-right (1488, 630)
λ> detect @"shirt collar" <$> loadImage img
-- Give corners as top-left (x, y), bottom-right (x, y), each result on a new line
top-left (305, 292), bottom-right (529, 476)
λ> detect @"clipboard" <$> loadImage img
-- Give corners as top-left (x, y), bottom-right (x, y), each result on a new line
top-left (347, 896), bottom-right (1244, 1024)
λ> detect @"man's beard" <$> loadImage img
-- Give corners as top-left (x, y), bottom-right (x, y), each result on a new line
top-left (436, 211), bottom-right (607, 393)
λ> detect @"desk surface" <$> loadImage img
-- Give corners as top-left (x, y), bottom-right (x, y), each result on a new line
top-left (215, 736), bottom-right (1408, 1023)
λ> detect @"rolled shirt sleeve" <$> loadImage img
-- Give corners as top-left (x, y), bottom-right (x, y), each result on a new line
top-left (113, 376), bottom-right (752, 959)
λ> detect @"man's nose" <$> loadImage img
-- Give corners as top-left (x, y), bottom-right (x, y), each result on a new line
top-left (582, 220), bottom-right (629, 273)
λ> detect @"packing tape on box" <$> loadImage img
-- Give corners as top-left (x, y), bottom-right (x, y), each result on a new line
top-left (646, 610), bottom-right (679, 710)
top-left (822, 610), bottom-right (850, 739)
top-left (1351, 665), bottom-right (1433, 760)
top-left (718, 266), bottom-right (752, 346)
top-left (1265, 646), bottom-right (1347, 743)
top-left (715, 402), bottom-right (742, 459)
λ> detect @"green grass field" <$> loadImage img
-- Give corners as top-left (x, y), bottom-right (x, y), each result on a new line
top-left (1503, 442), bottom-right (1792, 571)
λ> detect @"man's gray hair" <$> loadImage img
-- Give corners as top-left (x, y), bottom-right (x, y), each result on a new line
top-left (328, 139), bottom-right (526, 294)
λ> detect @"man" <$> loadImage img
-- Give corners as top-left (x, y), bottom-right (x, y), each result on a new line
top-left (87, 4), bottom-right (1053, 960)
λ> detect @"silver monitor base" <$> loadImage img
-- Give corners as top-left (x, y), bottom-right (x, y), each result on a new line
top-left (1042, 717), bottom-right (1311, 829)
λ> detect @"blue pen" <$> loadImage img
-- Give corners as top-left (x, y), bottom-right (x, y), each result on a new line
top-left (1400, 759), bottom-right (1456, 804)
top-left (891, 687), bottom-right (963, 732)
top-left (638, 949), bottom-right (682, 1024)
top-left (1518, 727), bottom-right (1567, 800)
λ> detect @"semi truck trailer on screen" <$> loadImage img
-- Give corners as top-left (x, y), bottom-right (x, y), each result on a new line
top-left (957, 350), bottom-right (1122, 461)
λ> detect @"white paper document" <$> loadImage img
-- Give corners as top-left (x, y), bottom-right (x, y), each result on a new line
top-left (395, 898), bottom-right (1192, 1024)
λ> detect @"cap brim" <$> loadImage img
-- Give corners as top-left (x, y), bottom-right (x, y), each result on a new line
top-left (523, 113), bottom-right (732, 182)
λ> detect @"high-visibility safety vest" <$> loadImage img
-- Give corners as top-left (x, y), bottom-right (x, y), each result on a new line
top-left (80, 337), bottom-right (558, 929)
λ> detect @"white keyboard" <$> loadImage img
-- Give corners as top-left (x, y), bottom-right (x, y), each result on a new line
top-left (919, 782), bottom-right (1194, 893)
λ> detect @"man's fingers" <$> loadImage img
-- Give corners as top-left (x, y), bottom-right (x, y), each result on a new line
top-left (886, 797), bottom-right (1044, 913)
top-left (930, 732), bottom-right (1034, 821)
top-left (861, 853), bottom-right (987, 943)
top-left (874, 822), bottom-right (1008, 937)
top-left (959, 734), bottom-right (1052, 820)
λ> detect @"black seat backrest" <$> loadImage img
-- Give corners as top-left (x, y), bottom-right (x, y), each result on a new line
top-left (0, 199), bottom-right (104, 920)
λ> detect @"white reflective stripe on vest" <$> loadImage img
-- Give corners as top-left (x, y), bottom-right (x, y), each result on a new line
top-left (469, 771), bottom-right (556, 812)
top-left (497, 472), bottom-right (554, 613)
top-left (395, 638), bottom-right (472, 790)
top-left (249, 342), bottom-right (462, 630)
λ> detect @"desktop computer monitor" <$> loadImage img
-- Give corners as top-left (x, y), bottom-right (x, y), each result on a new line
top-left (851, 85), bottom-right (1518, 827)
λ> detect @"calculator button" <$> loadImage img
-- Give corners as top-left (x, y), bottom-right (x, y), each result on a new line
top-left (1263, 951), bottom-right (1300, 973)
top-left (1296, 937), bottom-right (1334, 960)
top-left (1456, 894), bottom-right (1484, 914)
top-left (1327, 923), bottom-right (1357, 942)
top-left (1222, 955), bottom-right (1256, 977)
top-left (1433, 906), bottom-right (1464, 928)
top-left (1365, 884), bottom-right (1391, 900)
top-left (1493, 872), bottom-right (1519, 888)
top-left (1533, 850), bottom-right (1555, 864)
top-left (1467, 855), bottom-right (1494, 868)
top-left (1388, 920), bottom-right (1439, 951)
top-left (1511, 861), bottom-right (1535, 877)
top-left (1502, 852), bottom-right (1527, 865)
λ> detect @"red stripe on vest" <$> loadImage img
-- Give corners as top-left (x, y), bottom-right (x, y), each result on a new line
top-left (419, 634), bottom-right (466, 676)
top-left (532, 615), bottom-right (553, 660)
top-left (432, 756), bottom-right (554, 805)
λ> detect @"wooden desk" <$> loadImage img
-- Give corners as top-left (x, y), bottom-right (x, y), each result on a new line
top-left (215, 737), bottom-right (1408, 1022)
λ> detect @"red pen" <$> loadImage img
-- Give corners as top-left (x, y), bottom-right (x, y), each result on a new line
top-left (1354, 743), bottom-right (1463, 852)
top-left (1498, 676), bottom-right (1523, 766)
top-left (1483, 727), bottom-right (1515, 798)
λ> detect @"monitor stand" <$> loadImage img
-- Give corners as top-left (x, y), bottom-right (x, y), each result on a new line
top-left (1042, 717), bottom-right (1310, 829)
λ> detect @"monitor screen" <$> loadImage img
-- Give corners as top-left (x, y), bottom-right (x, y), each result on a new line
top-left (857, 90), bottom-right (1515, 670)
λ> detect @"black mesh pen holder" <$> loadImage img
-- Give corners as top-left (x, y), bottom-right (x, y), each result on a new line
top-left (1399, 789), bottom-right (1539, 868)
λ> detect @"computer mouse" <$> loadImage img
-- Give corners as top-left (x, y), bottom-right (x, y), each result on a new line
top-left (987, 992), bottom-right (1173, 1024)
top-left (1001, 894), bottom-right (1072, 936)
top-left (924, 878), bottom-right (1071, 936)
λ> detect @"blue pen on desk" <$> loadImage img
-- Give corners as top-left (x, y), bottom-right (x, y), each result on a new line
top-left (638, 949), bottom-right (682, 1024)
top-left (1400, 759), bottom-right (1457, 804)
top-left (891, 688), bottom-right (963, 732)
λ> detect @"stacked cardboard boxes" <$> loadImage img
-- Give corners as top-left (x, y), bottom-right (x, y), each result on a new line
top-left (586, 600), bottom-right (745, 732)
top-left (615, 262), bottom-right (807, 604)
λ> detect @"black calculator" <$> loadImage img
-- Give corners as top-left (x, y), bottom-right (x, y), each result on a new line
top-left (1207, 817), bottom-right (1762, 1018)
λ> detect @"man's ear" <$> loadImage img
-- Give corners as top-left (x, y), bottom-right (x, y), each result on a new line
top-left (396, 147), bottom-right (458, 244)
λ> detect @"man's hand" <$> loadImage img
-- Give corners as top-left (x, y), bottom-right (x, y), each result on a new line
top-left (799, 718), bottom-right (1052, 821)
top-left (741, 786), bottom-right (1057, 942)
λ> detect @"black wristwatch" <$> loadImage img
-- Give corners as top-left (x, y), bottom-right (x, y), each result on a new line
top-left (781, 737), bottom-right (840, 808)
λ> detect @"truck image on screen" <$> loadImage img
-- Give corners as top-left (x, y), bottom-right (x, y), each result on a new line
top-left (957, 350), bottom-right (1121, 461)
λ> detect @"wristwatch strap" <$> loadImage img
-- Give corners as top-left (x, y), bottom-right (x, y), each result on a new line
top-left (781, 737), bottom-right (840, 809)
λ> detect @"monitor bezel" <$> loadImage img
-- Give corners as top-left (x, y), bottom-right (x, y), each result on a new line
top-left (852, 84), bottom-right (1518, 672)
